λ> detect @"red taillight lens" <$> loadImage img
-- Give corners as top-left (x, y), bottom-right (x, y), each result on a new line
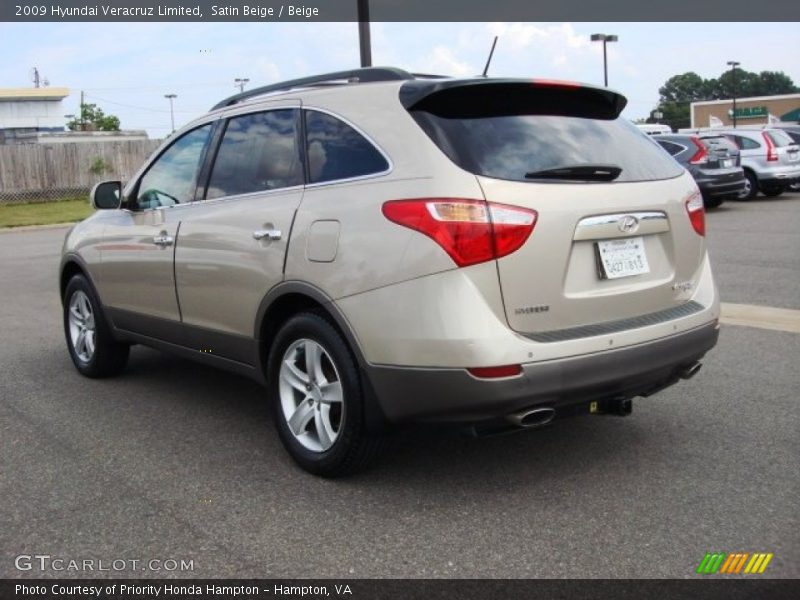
top-left (382, 199), bottom-right (537, 267)
top-left (762, 132), bottom-right (778, 161)
top-left (688, 136), bottom-right (709, 165)
top-left (467, 365), bottom-right (523, 379)
top-left (685, 191), bottom-right (705, 236)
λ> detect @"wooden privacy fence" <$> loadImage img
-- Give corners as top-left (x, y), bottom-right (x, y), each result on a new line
top-left (0, 140), bottom-right (162, 203)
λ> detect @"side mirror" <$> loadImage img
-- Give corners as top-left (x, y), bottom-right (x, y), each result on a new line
top-left (90, 181), bottom-right (122, 210)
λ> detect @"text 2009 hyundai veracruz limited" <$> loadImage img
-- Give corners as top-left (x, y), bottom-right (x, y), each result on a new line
top-left (60, 68), bottom-right (720, 476)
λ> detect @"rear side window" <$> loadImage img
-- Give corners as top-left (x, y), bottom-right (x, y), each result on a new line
top-left (409, 89), bottom-right (683, 183)
top-left (206, 109), bottom-right (303, 200)
top-left (732, 136), bottom-right (761, 150)
top-left (657, 140), bottom-right (685, 156)
top-left (305, 111), bottom-right (389, 184)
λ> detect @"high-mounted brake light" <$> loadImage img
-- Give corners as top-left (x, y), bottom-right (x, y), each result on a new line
top-left (685, 191), bottom-right (705, 236)
top-left (688, 136), bottom-right (709, 165)
top-left (762, 132), bottom-right (778, 161)
top-left (382, 199), bottom-right (537, 267)
top-left (530, 79), bottom-right (581, 89)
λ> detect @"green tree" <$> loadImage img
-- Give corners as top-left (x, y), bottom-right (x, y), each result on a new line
top-left (67, 103), bottom-right (121, 132)
top-left (654, 69), bottom-right (798, 131)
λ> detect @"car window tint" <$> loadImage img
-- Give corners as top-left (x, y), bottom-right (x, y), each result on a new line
top-left (305, 111), bottom-right (389, 184)
top-left (136, 124), bottom-right (212, 210)
top-left (735, 136), bottom-right (761, 150)
top-left (657, 140), bottom-right (684, 156)
top-left (411, 111), bottom-right (683, 183)
top-left (206, 109), bottom-right (303, 200)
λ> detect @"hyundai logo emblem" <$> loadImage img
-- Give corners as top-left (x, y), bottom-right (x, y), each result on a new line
top-left (618, 215), bottom-right (639, 233)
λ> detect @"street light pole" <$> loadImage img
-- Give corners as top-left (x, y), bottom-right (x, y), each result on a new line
top-left (357, 0), bottom-right (372, 67)
top-left (590, 33), bottom-right (618, 87)
top-left (727, 61), bottom-right (740, 128)
top-left (164, 94), bottom-right (177, 133)
top-left (234, 77), bottom-right (250, 93)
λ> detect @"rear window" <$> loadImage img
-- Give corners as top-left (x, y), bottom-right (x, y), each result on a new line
top-left (765, 130), bottom-right (795, 147)
top-left (701, 135), bottom-right (738, 153)
top-left (411, 111), bottom-right (684, 183)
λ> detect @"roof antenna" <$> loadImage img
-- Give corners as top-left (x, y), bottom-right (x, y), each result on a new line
top-left (481, 36), bottom-right (498, 77)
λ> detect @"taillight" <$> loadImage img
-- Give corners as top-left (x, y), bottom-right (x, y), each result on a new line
top-left (685, 191), bottom-right (705, 236)
top-left (382, 199), bottom-right (537, 267)
top-left (688, 136), bottom-right (709, 165)
top-left (762, 132), bottom-right (778, 161)
top-left (467, 365), bottom-right (522, 379)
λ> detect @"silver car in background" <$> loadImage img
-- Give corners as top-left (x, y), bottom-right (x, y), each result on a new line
top-left (718, 128), bottom-right (800, 199)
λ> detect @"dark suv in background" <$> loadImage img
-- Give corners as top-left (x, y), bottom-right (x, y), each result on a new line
top-left (654, 133), bottom-right (745, 208)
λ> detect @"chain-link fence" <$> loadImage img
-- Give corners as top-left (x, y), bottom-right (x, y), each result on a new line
top-left (0, 187), bottom-right (91, 204)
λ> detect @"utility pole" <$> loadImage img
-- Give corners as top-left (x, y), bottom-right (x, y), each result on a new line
top-left (164, 94), bottom-right (177, 133)
top-left (727, 61), bottom-right (740, 128)
top-left (80, 90), bottom-right (85, 131)
top-left (234, 77), bottom-right (250, 93)
top-left (32, 67), bottom-right (40, 88)
top-left (357, 0), bottom-right (372, 67)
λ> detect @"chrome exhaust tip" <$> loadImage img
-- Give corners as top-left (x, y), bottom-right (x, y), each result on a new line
top-left (506, 407), bottom-right (556, 429)
top-left (680, 362), bottom-right (703, 380)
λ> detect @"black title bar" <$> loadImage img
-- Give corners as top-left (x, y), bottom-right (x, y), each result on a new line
top-left (3, 0), bottom-right (800, 22)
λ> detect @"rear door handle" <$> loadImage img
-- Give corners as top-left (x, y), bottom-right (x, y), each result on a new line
top-left (152, 233), bottom-right (174, 247)
top-left (253, 229), bottom-right (282, 241)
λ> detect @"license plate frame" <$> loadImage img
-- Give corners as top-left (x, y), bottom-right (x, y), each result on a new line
top-left (595, 236), bottom-right (650, 280)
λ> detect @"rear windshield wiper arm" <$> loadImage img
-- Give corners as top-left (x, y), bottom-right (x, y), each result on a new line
top-left (524, 164), bottom-right (622, 181)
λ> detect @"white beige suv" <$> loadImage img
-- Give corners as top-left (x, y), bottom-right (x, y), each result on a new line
top-left (60, 67), bottom-right (720, 476)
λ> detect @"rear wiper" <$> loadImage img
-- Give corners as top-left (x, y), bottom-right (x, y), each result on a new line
top-left (524, 164), bottom-right (622, 181)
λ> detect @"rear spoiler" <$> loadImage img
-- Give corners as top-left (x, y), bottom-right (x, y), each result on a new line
top-left (399, 78), bottom-right (627, 120)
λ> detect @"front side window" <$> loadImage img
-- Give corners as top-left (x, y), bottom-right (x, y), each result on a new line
top-left (205, 109), bottom-right (303, 200)
top-left (135, 124), bottom-right (212, 210)
top-left (305, 111), bottom-right (389, 184)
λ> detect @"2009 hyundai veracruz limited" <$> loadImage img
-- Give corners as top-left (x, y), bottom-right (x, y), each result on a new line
top-left (60, 67), bottom-right (720, 476)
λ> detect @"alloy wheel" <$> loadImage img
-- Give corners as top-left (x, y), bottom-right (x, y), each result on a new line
top-left (68, 290), bottom-right (96, 363)
top-left (278, 339), bottom-right (344, 452)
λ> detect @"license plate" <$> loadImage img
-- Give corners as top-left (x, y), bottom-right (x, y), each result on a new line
top-left (788, 152), bottom-right (799, 162)
top-left (721, 158), bottom-right (733, 168)
top-left (596, 237), bottom-right (650, 280)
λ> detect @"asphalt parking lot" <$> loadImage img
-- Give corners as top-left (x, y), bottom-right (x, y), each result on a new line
top-left (1, 194), bottom-right (798, 579)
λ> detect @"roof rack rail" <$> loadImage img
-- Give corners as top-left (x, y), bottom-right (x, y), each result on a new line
top-left (211, 66), bottom-right (418, 110)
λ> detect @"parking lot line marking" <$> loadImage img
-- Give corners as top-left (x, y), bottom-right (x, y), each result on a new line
top-left (720, 303), bottom-right (800, 334)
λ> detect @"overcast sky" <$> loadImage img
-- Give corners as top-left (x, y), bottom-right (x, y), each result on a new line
top-left (1, 21), bottom-right (798, 137)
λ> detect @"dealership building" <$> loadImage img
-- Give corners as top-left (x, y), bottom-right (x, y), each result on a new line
top-left (690, 93), bottom-right (800, 128)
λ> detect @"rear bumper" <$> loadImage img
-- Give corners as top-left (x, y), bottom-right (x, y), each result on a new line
top-left (366, 321), bottom-right (719, 424)
top-left (695, 172), bottom-right (746, 198)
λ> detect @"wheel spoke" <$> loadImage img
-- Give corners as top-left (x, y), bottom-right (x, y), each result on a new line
top-left (70, 304), bottom-right (83, 323)
top-left (287, 400), bottom-right (315, 436)
top-left (85, 331), bottom-right (96, 356)
top-left (319, 381), bottom-right (342, 404)
top-left (315, 407), bottom-right (334, 449)
top-left (75, 329), bottom-right (87, 356)
top-left (304, 341), bottom-right (325, 383)
top-left (281, 359), bottom-right (309, 393)
top-left (80, 295), bottom-right (92, 319)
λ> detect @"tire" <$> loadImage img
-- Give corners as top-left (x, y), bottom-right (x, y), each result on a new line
top-left (63, 274), bottom-right (129, 378)
top-left (703, 195), bottom-right (724, 209)
top-left (268, 311), bottom-right (384, 477)
top-left (739, 171), bottom-right (758, 200)
top-left (760, 184), bottom-right (784, 198)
